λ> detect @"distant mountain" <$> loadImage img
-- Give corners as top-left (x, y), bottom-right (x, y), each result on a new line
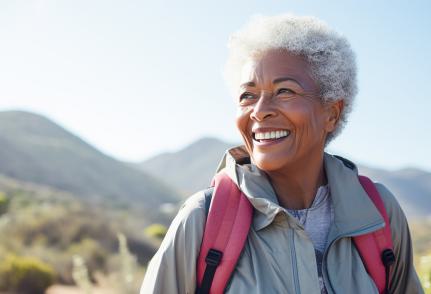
top-left (140, 137), bottom-right (431, 219)
top-left (0, 111), bottom-right (178, 212)
top-left (139, 137), bottom-right (236, 196)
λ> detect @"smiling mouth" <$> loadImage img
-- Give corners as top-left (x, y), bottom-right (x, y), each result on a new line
top-left (252, 130), bottom-right (291, 142)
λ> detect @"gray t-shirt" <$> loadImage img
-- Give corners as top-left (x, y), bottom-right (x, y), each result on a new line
top-left (286, 185), bottom-right (334, 294)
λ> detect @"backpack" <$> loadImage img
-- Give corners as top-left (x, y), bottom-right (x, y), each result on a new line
top-left (196, 157), bottom-right (396, 294)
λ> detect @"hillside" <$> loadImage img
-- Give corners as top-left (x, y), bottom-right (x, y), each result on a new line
top-left (0, 111), bottom-right (179, 212)
top-left (139, 137), bottom-right (236, 196)
top-left (140, 138), bottom-right (431, 219)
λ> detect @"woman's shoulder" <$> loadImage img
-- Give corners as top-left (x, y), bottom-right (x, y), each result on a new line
top-left (159, 189), bottom-right (210, 249)
top-left (177, 189), bottom-right (208, 220)
top-left (153, 189), bottom-right (208, 262)
top-left (373, 182), bottom-right (407, 223)
top-left (372, 182), bottom-right (412, 249)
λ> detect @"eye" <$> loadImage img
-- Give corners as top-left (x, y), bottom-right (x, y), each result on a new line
top-left (239, 92), bottom-right (257, 102)
top-left (276, 88), bottom-right (296, 96)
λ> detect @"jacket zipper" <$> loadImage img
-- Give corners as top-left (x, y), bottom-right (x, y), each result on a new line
top-left (322, 222), bottom-right (385, 294)
top-left (289, 230), bottom-right (301, 294)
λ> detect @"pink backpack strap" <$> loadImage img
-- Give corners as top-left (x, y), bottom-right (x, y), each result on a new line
top-left (354, 175), bottom-right (396, 294)
top-left (196, 171), bottom-right (253, 294)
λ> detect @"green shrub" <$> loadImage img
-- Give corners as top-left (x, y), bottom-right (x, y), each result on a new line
top-left (144, 224), bottom-right (168, 240)
top-left (68, 238), bottom-right (109, 275)
top-left (0, 192), bottom-right (9, 215)
top-left (0, 254), bottom-right (55, 294)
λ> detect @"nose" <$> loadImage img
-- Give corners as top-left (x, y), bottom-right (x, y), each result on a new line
top-left (250, 91), bottom-right (276, 121)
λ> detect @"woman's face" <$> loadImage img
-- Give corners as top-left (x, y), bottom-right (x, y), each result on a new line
top-left (236, 49), bottom-right (340, 171)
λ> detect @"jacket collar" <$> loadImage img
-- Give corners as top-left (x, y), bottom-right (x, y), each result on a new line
top-left (215, 146), bottom-right (385, 237)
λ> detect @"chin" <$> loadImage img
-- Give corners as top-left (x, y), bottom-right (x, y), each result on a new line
top-left (251, 151), bottom-right (289, 172)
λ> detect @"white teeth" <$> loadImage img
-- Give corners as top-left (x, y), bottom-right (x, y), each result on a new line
top-left (254, 130), bottom-right (290, 140)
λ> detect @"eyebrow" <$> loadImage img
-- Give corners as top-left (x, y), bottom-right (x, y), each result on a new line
top-left (273, 77), bottom-right (303, 87)
top-left (239, 77), bottom-right (303, 88)
top-left (239, 81), bottom-right (256, 88)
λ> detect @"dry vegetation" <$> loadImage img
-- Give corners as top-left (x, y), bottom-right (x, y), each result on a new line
top-left (0, 177), bottom-right (164, 293)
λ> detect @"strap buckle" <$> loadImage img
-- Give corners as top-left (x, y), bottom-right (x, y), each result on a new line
top-left (205, 249), bottom-right (223, 266)
top-left (382, 249), bottom-right (395, 267)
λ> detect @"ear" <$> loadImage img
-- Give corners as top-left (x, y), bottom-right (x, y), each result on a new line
top-left (324, 99), bottom-right (344, 132)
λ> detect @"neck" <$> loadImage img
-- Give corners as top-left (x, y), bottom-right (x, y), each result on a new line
top-left (265, 151), bottom-right (327, 210)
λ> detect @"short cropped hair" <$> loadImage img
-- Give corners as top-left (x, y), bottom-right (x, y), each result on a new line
top-left (224, 14), bottom-right (358, 144)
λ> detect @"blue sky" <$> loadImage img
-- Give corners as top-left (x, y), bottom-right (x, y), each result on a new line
top-left (0, 0), bottom-right (430, 171)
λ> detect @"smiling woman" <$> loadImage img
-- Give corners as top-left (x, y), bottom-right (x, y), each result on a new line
top-left (140, 14), bottom-right (424, 294)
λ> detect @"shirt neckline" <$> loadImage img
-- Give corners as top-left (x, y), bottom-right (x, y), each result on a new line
top-left (285, 184), bottom-right (330, 213)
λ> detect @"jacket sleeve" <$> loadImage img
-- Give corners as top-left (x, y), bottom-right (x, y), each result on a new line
top-left (375, 183), bottom-right (425, 294)
top-left (140, 191), bottom-right (207, 294)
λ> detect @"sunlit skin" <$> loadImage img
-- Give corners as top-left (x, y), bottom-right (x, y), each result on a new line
top-left (236, 49), bottom-right (344, 210)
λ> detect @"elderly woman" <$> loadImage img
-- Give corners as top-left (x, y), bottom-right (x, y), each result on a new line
top-left (141, 14), bottom-right (423, 294)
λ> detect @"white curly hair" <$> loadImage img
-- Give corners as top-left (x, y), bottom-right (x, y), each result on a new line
top-left (224, 14), bottom-right (358, 145)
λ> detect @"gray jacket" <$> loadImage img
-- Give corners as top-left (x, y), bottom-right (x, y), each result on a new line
top-left (141, 147), bottom-right (424, 294)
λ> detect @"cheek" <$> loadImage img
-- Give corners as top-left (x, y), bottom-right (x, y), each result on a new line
top-left (235, 107), bottom-right (252, 136)
top-left (281, 102), bottom-right (324, 131)
top-left (235, 107), bottom-right (255, 155)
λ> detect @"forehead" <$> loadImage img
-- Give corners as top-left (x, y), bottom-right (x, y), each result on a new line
top-left (240, 49), bottom-right (318, 90)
